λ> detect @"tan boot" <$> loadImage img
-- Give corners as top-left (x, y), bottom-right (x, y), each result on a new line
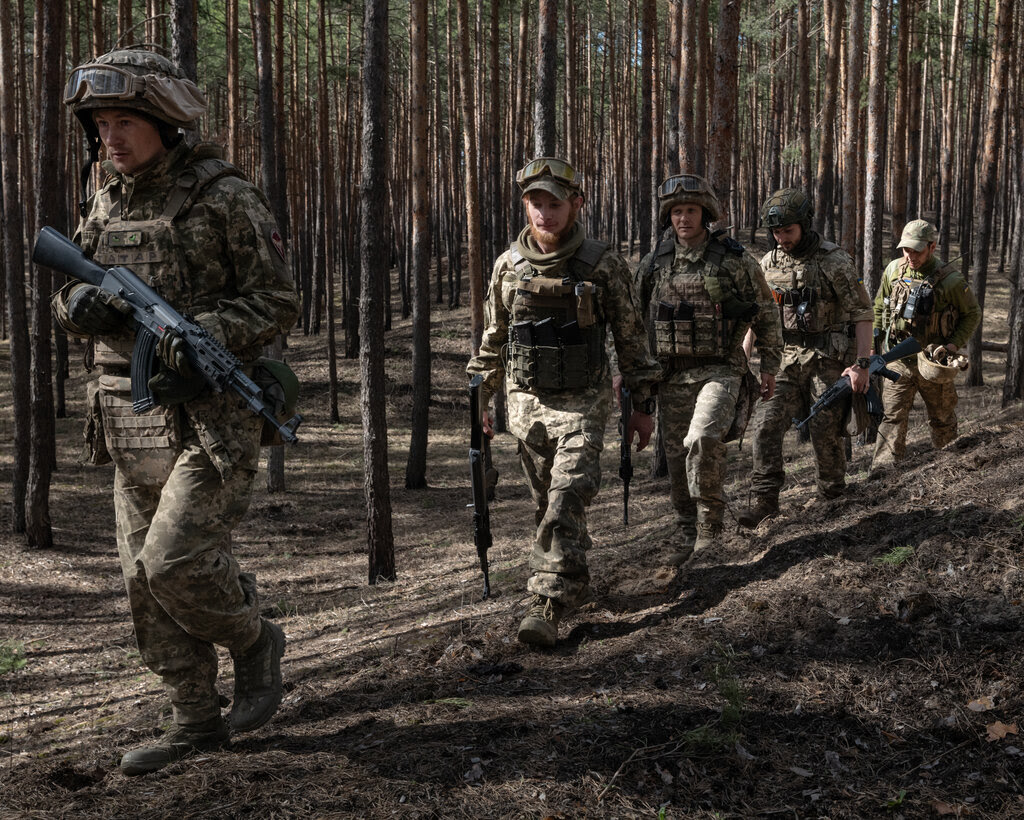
top-left (227, 619), bottom-right (286, 733)
top-left (662, 521), bottom-right (697, 566)
top-left (693, 522), bottom-right (723, 553)
top-left (517, 595), bottom-right (566, 648)
top-left (737, 495), bottom-right (779, 528)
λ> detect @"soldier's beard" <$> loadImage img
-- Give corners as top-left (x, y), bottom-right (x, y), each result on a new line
top-left (529, 205), bottom-right (581, 248)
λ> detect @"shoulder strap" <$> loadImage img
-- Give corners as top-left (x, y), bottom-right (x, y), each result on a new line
top-left (704, 231), bottom-right (744, 274)
top-left (819, 239), bottom-right (840, 252)
top-left (160, 154), bottom-right (246, 221)
top-left (573, 238), bottom-right (609, 269)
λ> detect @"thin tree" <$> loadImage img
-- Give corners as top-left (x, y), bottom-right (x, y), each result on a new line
top-left (706, 0), bottom-right (741, 222)
top-left (861, 0), bottom-right (888, 297)
top-left (841, 0), bottom-right (864, 263)
top-left (813, 0), bottom-right (842, 238)
top-left (359, 0), bottom-right (396, 584)
top-left (534, 0), bottom-right (557, 156)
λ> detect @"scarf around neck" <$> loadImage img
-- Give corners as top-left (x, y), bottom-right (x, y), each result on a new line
top-left (515, 221), bottom-right (586, 275)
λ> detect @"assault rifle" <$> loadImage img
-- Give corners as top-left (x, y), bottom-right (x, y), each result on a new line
top-left (619, 386), bottom-right (633, 525)
top-left (793, 335), bottom-right (922, 430)
top-left (32, 226), bottom-right (302, 443)
top-left (468, 375), bottom-right (492, 599)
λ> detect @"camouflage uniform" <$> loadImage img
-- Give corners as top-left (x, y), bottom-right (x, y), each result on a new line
top-left (467, 224), bottom-right (659, 609)
top-left (750, 238), bottom-right (873, 499)
top-left (52, 141), bottom-right (299, 725)
top-left (636, 235), bottom-right (782, 529)
top-left (871, 245), bottom-right (980, 468)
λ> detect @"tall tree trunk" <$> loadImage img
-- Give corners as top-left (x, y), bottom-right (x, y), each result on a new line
top-left (456, 0), bottom-right (483, 351)
top-left (813, 0), bottom-right (842, 238)
top-left (707, 0), bottom-right (740, 221)
top-left (638, 0), bottom-right (654, 245)
top-left (841, 0), bottom-right (865, 263)
top-left (939, 0), bottom-right (966, 258)
top-left (679, 0), bottom-right (696, 172)
top-left (796, 0), bottom-right (812, 192)
top-left (861, 0), bottom-right (888, 297)
top-left (666, 0), bottom-right (681, 177)
top-left (534, 0), bottom-right (557, 156)
top-left (359, 0), bottom-right (396, 584)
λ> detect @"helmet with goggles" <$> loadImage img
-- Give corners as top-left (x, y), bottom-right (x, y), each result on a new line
top-left (760, 188), bottom-right (813, 229)
top-left (516, 157), bottom-right (584, 200)
top-left (657, 173), bottom-right (722, 226)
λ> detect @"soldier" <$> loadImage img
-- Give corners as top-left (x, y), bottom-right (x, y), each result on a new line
top-left (52, 49), bottom-right (299, 774)
top-left (467, 157), bottom-right (661, 648)
top-left (738, 189), bottom-right (874, 527)
top-left (636, 174), bottom-right (781, 561)
top-left (869, 219), bottom-right (980, 471)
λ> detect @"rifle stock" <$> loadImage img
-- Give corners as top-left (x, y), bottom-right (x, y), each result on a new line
top-left (33, 226), bottom-right (302, 443)
top-left (469, 375), bottom-right (492, 599)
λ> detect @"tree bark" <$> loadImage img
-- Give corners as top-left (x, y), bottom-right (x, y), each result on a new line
top-left (534, 0), bottom-right (557, 156)
top-left (707, 0), bottom-right (740, 222)
top-left (861, 0), bottom-right (888, 298)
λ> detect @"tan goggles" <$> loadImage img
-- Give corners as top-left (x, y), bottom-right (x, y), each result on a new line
top-left (658, 175), bottom-right (707, 198)
top-left (516, 157), bottom-right (579, 187)
top-left (64, 65), bottom-right (141, 103)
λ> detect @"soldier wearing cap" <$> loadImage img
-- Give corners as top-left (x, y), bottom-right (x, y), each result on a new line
top-left (51, 48), bottom-right (299, 774)
top-left (738, 189), bottom-right (874, 527)
top-left (467, 157), bottom-right (660, 647)
top-left (869, 219), bottom-right (980, 471)
top-left (636, 175), bottom-right (781, 560)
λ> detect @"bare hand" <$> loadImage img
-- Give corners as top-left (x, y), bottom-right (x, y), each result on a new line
top-left (612, 373), bottom-right (623, 409)
top-left (759, 373), bottom-right (776, 401)
top-left (842, 364), bottom-right (870, 394)
top-left (482, 410), bottom-right (495, 438)
top-left (626, 410), bottom-right (654, 451)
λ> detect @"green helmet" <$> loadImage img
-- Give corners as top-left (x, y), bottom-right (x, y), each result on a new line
top-left (64, 48), bottom-right (208, 146)
top-left (657, 174), bottom-right (722, 226)
top-left (760, 188), bottom-right (813, 229)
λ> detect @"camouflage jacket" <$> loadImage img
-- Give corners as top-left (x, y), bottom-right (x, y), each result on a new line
top-left (467, 233), bottom-right (660, 441)
top-left (760, 240), bottom-right (873, 367)
top-left (636, 234), bottom-right (782, 384)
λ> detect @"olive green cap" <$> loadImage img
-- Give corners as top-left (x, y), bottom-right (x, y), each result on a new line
top-left (897, 219), bottom-right (938, 252)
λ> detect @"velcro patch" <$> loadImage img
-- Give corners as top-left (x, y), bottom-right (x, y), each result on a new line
top-left (263, 222), bottom-right (286, 261)
top-left (106, 230), bottom-right (144, 247)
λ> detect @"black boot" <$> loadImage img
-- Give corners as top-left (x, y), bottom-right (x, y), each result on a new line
top-left (120, 717), bottom-right (228, 776)
top-left (227, 619), bottom-right (286, 732)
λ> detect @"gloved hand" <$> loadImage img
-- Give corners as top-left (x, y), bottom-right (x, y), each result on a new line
top-left (66, 284), bottom-right (132, 335)
top-left (157, 328), bottom-right (194, 377)
top-left (147, 366), bottom-right (207, 407)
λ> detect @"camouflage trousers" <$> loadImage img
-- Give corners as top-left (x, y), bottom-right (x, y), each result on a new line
top-left (518, 427), bottom-right (603, 607)
top-left (750, 354), bottom-right (848, 500)
top-left (871, 358), bottom-right (958, 469)
top-left (106, 388), bottom-right (264, 725)
top-left (659, 374), bottom-right (740, 527)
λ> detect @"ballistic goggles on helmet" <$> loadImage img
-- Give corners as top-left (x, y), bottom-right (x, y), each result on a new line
top-left (516, 157), bottom-right (581, 190)
top-left (64, 64), bottom-right (144, 104)
top-left (658, 174), bottom-right (710, 199)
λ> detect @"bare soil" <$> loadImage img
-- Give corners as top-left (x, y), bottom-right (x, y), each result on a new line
top-left (1, 265), bottom-right (1022, 819)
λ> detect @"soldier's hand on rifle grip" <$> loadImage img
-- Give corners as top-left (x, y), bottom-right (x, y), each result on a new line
top-left (626, 410), bottom-right (654, 452)
top-left (481, 409), bottom-right (495, 439)
top-left (66, 283), bottom-right (132, 335)
top-left (759, 373), bottom-right (776, 401)
top-left (157, 328), bottom-right (194, 378)
top-left (842, 363), bottom-right (871, 394)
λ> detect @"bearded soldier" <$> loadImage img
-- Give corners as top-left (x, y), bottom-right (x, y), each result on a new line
top-left (738, 189), bottom-right (874, 527)
top-left (636, 175), bottom-right (781, 561)
top-left (870, 219), bottom-right (980, 472)
top-left (51, 49), bottom-right (299, 774)
top-left (467, 157), bottom-right (660, 648)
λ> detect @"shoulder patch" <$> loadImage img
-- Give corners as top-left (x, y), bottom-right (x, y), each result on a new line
top-left (574, 238), bottom-right (610, 269)
top-left (263, 222), bottom-right (287, 262)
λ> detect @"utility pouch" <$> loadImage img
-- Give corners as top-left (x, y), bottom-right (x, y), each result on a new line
top-left (84, 378), bottom-right (112, 465)
top-left (253, 357), bottom-right (300, 447)
top-left (97, 374), bottom-right (181, 480)
top-left (575, 281), bottom-right (596, 328)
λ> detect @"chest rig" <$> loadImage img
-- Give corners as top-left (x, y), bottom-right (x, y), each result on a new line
top-left (88, 152), bottom-right (243, 370)
top-left (766, 241), bottom-right (842, 346)
top-left (506, 239), bottom-right (607, 391)
top-left (884, 260), bottom-right (958, 343)
top-left (649, 234), bottom-right (744, 364)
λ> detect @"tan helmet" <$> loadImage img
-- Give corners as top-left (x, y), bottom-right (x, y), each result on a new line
top-left (760, 188), bottom-right (813, 229)
top-left (65, 48), bottom-right (207, 146)
top-left (657, 174), bottom-right (722, 227)
top-left (917, 346), bottom-right (968, 383)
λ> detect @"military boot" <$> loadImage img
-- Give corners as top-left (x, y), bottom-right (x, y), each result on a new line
top-left (693, 522), bottom-right (723, 554)
top-left (227, 619), bottom-right (286, 733)
top-left (662, 521), bottom-right (697, 566)
top-left (120, 716), bottom-right (229, 776)
top-left (737, 495), bottom-right (779, 528)
top-left (517, 595), bottom-right (567, 648)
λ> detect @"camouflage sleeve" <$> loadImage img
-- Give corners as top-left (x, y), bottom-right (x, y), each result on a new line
top-left (738, 253), bottom-right (782, 374)
top-left (603, 252), bottom-right (661, 400)
top-left (946, 275), bottom-right (981, 349)
top-left (873, 260), bottom-right (898, 331)
top-left (466, 256), bottom-right (509, 409)
top-left (826, 251), bottom-right (873, 324)
top-left (633, 251), bottom-right (656, 312)
top-left (202, 179), bottom-right (299, 352)
top-left (51, 190), bottom-right (112, 332)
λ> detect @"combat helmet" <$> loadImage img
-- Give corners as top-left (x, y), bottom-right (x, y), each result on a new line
top-left (657, 174), bottom-right (722, 228)
top-left (760, 188), bottom-right (813, 229)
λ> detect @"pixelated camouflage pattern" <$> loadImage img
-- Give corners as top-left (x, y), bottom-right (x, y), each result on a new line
top-left (51, 141), bottom-right (298, 725)
top-left (871, 357), bottom-right (959, 469)
top-left (873, 256), bottom-right (980, 351)
top-left (467, 230), bottom-right (659, 606)
top-left (749, 242), bottom-right (871, 500)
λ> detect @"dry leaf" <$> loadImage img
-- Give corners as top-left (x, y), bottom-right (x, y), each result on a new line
top-left (967, 696), bottom-right (995, 712)
top-left (986, 721), bottom-right (1019, 742)
top-left (930, 800), bottom-right (970, 816)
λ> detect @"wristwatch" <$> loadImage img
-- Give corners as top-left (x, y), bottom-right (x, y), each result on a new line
top-left (636, 397), bottom-right (657, 415)
top-left (855, 357), bottom-right (871, 369)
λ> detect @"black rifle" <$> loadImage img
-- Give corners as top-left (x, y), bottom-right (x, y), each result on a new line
top-left (793, 335), bottom-right (922, 430)
top-left (619, 386), bottom-right (633, 525)
top-left (32, 226), bottom-right (302, 443)
top-left (468, 375), bottom-right (492, 599)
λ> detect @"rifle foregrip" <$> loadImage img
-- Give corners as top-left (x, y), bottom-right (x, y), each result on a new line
top-left (130, 328), bottom-right (160, 413)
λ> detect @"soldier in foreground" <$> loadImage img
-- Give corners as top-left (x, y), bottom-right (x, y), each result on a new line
top-left (467, 157), bottom-right (660, 648)
top-left (870, 219), bottom-right (980, 472)
top-left (636, 175), bottom-right (781, 562)
top-left (52, 49), bottom-right (299, 774)
top-left (738, 189), bottom-right (874, 527)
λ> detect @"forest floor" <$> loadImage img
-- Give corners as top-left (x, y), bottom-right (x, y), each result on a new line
top-left (1, 249), bottom-right (1022, 820)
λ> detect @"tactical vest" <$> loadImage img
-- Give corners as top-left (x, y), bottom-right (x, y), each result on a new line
top-left (766, 240), bottom-right (842, 342)
top-left (649, 234), bottom-right (745, 362)
top-left (506, 239), bottom-right (607, 391)
top-left (86, 149), bottom-right (244, 370)
top-left (884, 260), bottom-right (959, 343)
